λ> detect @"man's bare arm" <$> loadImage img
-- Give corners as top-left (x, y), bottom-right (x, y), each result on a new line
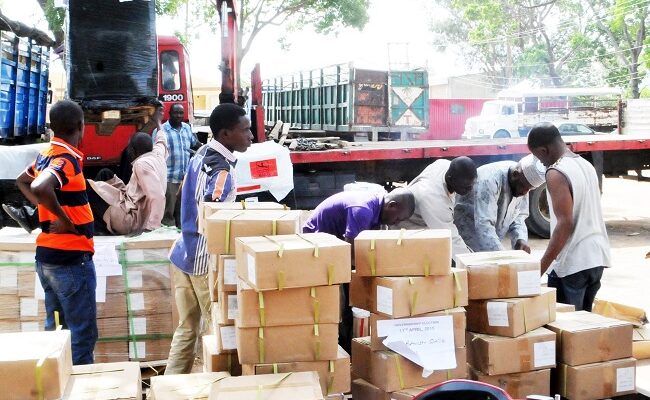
top-left (540, 169), bottom-right (574, 274)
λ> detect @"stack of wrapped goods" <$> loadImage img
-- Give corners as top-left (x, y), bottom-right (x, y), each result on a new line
top-left (0, 226), bottom-right (180, 364)
top-left (201, 206), bottom-right (301, 377)
top-left (234, 232), bottom-right (352, 397)
top-left (546, 310), bottom-right (636, 399)
top-left (349, 229), bottom-right (469, 399)
top-left (0, 330), bottom-right (143, 400)
top-left (458, 250), bottom-right (557, 398)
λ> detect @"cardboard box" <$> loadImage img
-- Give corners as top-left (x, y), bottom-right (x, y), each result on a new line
top-left (219, 291), bottom-right (238, 325)
top-left (62, 362), bottom-right (142, 400)
top-left (205, 209), bottom-right (301, 255)
top-left (0, 294), bottom-right (19, 319)
top-left (209, 256), bottom-right (218, 302)
top-left (545, 310), bottom-right (633, 366)
top-left (128, 338), bottom-right (172, 362)
top-left (390, 387), bottom-right (432, 400)
top-left (466, 327), bottom-right (556, 375)
top-left (106, 264), bottom-right (172, 294)
top-left (242, 346), bottom-right (351, 396)
top-left (199, 201), bottom-right (288, 235)
top-left (455, 250), bottom-right (541, 299)
top-left (351, 379), bottom-right (390, 400)
top-left (237, 281), bottom-right (340, 328)
top-left (236, 233), bottom-right (351, 291)
top-left (218, 255), bottom-right (238, 293)
top-left (0, 320), bottom-right (20, 333)
top-left (0, 330), bottom-right (73, 400)
top-left (97, 317), bottom-right (129, 338)
top-left (18, 297), bottom-right (46, 321)
top-left (469, 367), bottom-right (550, 398)
top-left (209, 371), bottom-right (323, 400)
top-left (370, 307), bottom-right (466, 351)
top-left (0, 266), bottom-right (20, 295)
top-left (216, 324), bottom-right (238, 354)
top-left (351, 337), bottom-right (467, 393)
top-left (466, 287), bottom-right (556, 337)
top-left (96, 290), bottom-right (173, 319)
top-left (237, 323), bottom-right (339, 364)
top-left (354, 229), bottom-right (451, 277)
top-left (556, 358), bottom-right (636, 400)
top-left (127, 313), bottom-right (174, 337)
top-left (350, 271), bottom-right (371, 310)
top-left (94, 341), bottom-right (129, 363)
top-left (150, 371), bottom-right (230, 400)
top-left (203, 334), bottom-right (242, 376)
top-left (556, 302), bottom-right (576, 312)
top-left (633, 326), bottom-right (650, 360)
top-left (593, 298), bottom-right (648, 326)
top-left (363, 269), bottom-right (467, 317)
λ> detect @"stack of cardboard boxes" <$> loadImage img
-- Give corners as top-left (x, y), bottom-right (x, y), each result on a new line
top-left (349, 229), bottom-right (469, 399)
top-left (546, 310), bottom-right (636, 399)
top-left (234, 232), bottom-right (352, 397)
top-left (0, 330), bottom-right (142, 400)
top-left (458, 250), bottom-right (557, 398)
top-left (201, 205), bottom-right (301, 377)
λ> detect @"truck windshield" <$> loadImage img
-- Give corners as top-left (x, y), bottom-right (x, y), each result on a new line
top-left (481, 102), bottom-right (501, 116)
top-left (161, 50), bottom-right (181, 91)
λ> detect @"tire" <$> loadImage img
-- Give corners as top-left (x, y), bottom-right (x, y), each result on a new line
top-left (526, 183), bottom-right (551, 239)
top-left (493, 129), bottom-right (510, 138)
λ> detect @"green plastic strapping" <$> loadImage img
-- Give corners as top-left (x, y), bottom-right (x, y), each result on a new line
top-left (119, 243), bottom-right (140, 359)
top-left (97, 333), bottom-right (174, 343)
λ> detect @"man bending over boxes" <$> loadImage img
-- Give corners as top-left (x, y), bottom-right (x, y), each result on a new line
top-left (165, 103), bottom-right (253, 374)
top-left (303, 188), bottom-right (416, 352)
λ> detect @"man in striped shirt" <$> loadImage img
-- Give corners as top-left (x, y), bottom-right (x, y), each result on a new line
top-left (165, 103), bottom-right (252, 374)
top-left (14, 100), bottom-right (97, 365)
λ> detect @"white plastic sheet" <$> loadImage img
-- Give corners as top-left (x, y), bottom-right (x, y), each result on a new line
top-left (234, 141), bottom-right (294, 201)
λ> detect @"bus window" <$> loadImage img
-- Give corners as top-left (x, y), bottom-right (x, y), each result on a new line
top-left (161, 51), bottom-right (181, 91)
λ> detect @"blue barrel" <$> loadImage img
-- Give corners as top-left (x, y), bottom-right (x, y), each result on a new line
top-left (0, 33), bottom-right (18, 138)
top-left (13, 38), bottom-right (29, 137)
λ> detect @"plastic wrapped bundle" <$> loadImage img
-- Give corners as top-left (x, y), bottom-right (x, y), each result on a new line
top-left (66, 0), bottom-right (158, 109)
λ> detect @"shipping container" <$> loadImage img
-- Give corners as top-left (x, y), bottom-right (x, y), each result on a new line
top-left (262, 64), bottom-right (428, 138)
top-left (423, 98), bottom-right (488, 140)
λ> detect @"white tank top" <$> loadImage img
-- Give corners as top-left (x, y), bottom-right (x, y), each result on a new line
top-left (548, 154), bottom-right (611, 277)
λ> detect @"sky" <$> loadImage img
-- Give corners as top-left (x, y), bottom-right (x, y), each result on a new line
top-left (2, 0), bottom-right (469, 86)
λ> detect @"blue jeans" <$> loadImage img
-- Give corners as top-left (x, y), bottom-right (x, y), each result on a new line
top-left (36, 254), bottom-right (98, 365)
top-left (548, 266), bottom-right (604, 312)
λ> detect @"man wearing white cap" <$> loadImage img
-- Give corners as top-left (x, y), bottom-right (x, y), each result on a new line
top-left (454, 154), bottom-right (546, 253)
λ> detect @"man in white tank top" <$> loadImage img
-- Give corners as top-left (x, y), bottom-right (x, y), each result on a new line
top-left (527, 122), bottom-right (611, 311)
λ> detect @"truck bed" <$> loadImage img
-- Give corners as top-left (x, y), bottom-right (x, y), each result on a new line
top-left (289, 134), bottom-right (650, 164)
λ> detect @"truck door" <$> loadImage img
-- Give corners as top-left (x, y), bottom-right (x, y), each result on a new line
top-left (157, 37), bottom-right (193, 124)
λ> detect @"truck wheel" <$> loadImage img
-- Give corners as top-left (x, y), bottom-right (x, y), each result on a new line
top-left (494, 130), bottom-right (510, 138)
top-left (526, 183), bottom-right (550, 238)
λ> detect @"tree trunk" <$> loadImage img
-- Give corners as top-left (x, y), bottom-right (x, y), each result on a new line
top-left (630, 61), bottom-right (640, 99)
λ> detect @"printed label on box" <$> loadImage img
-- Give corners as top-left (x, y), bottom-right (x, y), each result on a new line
top-left (517, 270), bottom-right (540, 296)
top-left (616, 367), bottom-right (635, 392)
top-left (533, 340), bottom-right (556, 367)
top-left (224, 259), bottom-right (238, 285)
top-left (220, 326), bottom-right (237, 350)
top-left (247, 254), bottom-right (256, 285)
top-left (0, 269), bottom-right (17, 288)
top-left (376, 285), bottom-right (393, 316)
top-left (227, 294), bottom-right (238, 320)
top-left (20, 298), bottom-right (38, 317)
top-left (21, 321), bottom-right (39, 332)
top-left (130, 317), bottom-right (147, 335)
top-left (127, 271), bottom-right (143, 288)
top-left (129, 293), bottom-right (145, 311)
top-left (129, 342), bottom-right (146, 359)
top-left (486, 301), bottom-right (509, 327)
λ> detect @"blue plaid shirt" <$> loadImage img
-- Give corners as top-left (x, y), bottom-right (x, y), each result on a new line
top-left (153, 121), bottom-right (199, 183)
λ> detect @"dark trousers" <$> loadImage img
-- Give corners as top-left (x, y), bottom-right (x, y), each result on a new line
top-left (86, 168), bottom-right (114, 235)
top-left (547, 266), bottom-right (605, 311)
top-left (340, 283), bottom-right (353, 354)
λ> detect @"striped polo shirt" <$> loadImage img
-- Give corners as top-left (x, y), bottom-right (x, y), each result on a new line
top-left (26, 138), bottom-right (94, 264)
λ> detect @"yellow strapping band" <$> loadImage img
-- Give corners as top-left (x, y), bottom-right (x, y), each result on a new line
top-left (408, 277), bottom-right (414, 285)
top-left (257, 372), bottom-right (293, 400)
top-left (314, 323), bottom-right (320, 337)
top-left (327, 360), bottom-right (335, 394)
top-left (54, 311), bottom-right (62, 330)
top-left (297, 233), bottom-right (320, 257)
top-left (35, 357), bottom-right (45, 400)
top-left (258, 328), bottom-right (265, 363)
top-left (424, 260), bottom-right (430, 277)
top-left (314, 340), bottom-right (321, 359)
top-left (327, 264), bottom-right (334, 286)
top-left (240, 200), bottom-right (246, 209)
top-left (272, 220), bottom-right (277, 235)
top-left (452, 270), bottom-right (462, 307)
top-left (561, 364), bottom-right (567, 397)
top-left (258, 292), bottom-right (266, 327)
top-left (272, 363), bottom-right (278, 374)
top-left (225, 220), bottom-right (232, 254)
top-left (313, 299), bottom-right (321, 324)
top-left (264, 235), bottom-right (285, 257)
top-left (522, 302), bottom-right (528, 333)
top-left (397, 228), bottom-right (406, 245)
top-left (369, 239), bottom-right (376, 276)
top-left (310, 287), bottom-right (316, 298)
top-left (277, 271), bottom-right (285, 291)
top-left (447, 369), bottom-right (451, 380)
top-left (393, 355), bottom-right (405, 390)
top-left (410, 291), bottom-right (419, 317)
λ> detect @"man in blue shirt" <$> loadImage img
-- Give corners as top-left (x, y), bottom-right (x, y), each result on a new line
top-left (303, 188), bottom-right (415, 353)
top-left (153, 103), bottom-right (200, 227)
top-left (165, 103), bottom-right (252, 374)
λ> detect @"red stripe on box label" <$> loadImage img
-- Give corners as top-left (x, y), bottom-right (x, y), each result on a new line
top-left (237, 185), bottom-right (262, 192)
top-left (249, 159), bottom-right (278, 179)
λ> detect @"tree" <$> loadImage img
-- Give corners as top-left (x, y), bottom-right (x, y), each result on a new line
top-left (36, 0), bottom-right (65, 51)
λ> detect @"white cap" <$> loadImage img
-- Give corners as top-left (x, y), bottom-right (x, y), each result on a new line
top-left (520, 154), bottom-right (546, 188)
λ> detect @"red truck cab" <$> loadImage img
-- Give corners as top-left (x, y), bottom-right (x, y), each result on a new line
top-left (80, 36), bottom-right (193, 166)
